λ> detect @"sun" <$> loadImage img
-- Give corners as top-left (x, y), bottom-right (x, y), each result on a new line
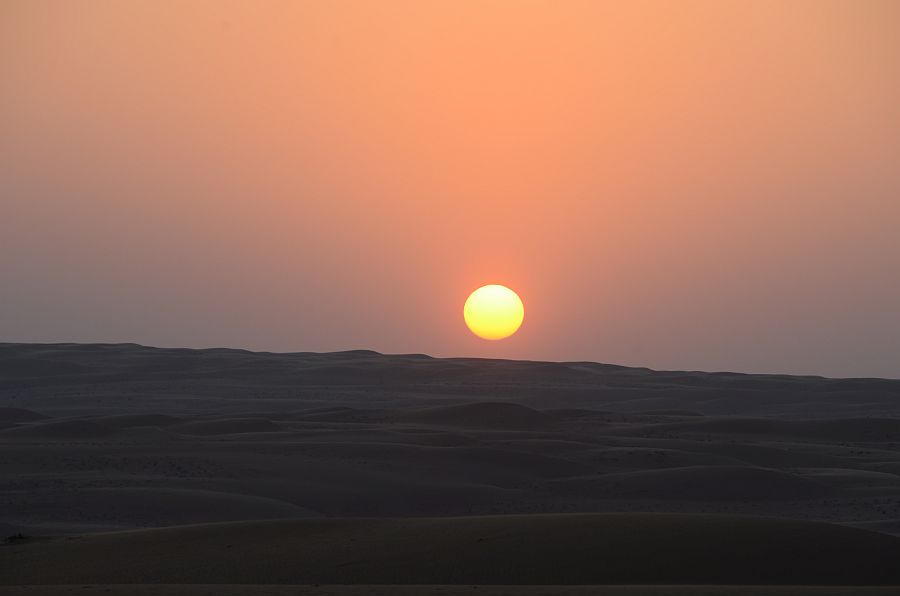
top-left (464, 284), bottom-right (525, 340)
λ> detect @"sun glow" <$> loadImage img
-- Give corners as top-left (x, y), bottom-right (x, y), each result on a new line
top-left (464, 285), bottom-right (524, 340)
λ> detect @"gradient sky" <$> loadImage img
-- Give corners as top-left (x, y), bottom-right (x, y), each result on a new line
top-left (3, 1), bottom-right (900, 377)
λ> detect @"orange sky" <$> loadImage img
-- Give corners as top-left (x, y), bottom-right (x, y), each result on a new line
top-left (3, 0), bottom-right (900, 376)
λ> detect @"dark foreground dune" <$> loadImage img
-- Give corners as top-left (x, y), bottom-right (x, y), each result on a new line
top-left (3, 587), bottom-right (900, 596)
top-left (4, 513), bottom-right (900, 585)
top-left (2, 343), bottom-right (900, 590)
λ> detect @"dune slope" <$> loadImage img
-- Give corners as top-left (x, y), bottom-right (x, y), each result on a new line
top-left (3, 513), bottom-right (900, 586)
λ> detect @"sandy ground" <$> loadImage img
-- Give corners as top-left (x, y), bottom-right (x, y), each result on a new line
top-left (4, 513), bottom-right (900, 585)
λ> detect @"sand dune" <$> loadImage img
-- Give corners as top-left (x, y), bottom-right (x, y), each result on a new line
top-left (1, 419), bottom-right (118, 439)
top-left (619, 417), bottom-right (900, 442)
top-left (395, 402), bottom-right (557, 429)
top-left (91, 414), bottom-right (182, 428)
top-left (0, 419), bottom-right (172, 443)
top-left (799, 467), bottom-right (900, 488)
top-left (57, 488), bottom-right (316, 525)
top-left (542, 466), bottom-right (833, 500)
top-left (3, 513), bottom-right (899, 585)
top-left (0, 408), bottom-right (47, 424)
top-left (578, 447), bottom-right (746, 469)
top-left (171, 418), bottom-right (283, 435)
top-left (288, 407), bottom-right (387, 423)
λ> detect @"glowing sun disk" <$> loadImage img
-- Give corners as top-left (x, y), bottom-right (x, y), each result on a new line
top-left (464, 284), bottom-right (524, 340)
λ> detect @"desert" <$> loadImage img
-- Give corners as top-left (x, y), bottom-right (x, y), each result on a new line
top-left (2, 344), bottom-right (900, 594)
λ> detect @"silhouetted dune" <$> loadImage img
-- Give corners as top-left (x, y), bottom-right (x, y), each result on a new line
top-left (0, 408), bottom-right (47, 424)
top-left (52, 488), bottom-right (317, 526)
top-left (281, 426), bottom-right (475, 447)
top-left (545, 408), bottom-right (616, 419)
top-left (638, 409), bottom-right (705, 417)
top-left (580, 447), bottom-right (746, 469)
top-left (0, 420), bottom-right (172, 444)
top-left (619, 417), bottom-right (900, 442)
top-left (0, 354), bottom-right (93, 378)
top-left (395, 402), bottom-right (556, 429)
top-left (287, 442), bottom-right (589, 487)
top-left (288, 407), bottom-right (387, 423)
top-left (603, 437), bottom-right (846, 468)
top-left (3, 343), bottom-right (900, 417)
top-left (92, 414), bottom-right (182, 428)
top-left (172, 418), bottom-right (283, 435)
top-left (0, 419), bottom-right (116, 439)
top-left (543, 466), bottom-right (833, 500)
top-left (798, 467), bottom-right (900, 488)
top-left (870, 461), bottom-right (900, 475)
top-left (3, 513), bottom-right (899, 585)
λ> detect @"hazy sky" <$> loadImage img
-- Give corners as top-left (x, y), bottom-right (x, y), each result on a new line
top-left (3, 1), bottom-right (900, 377)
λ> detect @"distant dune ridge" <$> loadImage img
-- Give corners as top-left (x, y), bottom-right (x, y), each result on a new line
top-left (2, 343), bottom-right (899, 418)
top-left (2, 343), bottom-right (900, 588)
